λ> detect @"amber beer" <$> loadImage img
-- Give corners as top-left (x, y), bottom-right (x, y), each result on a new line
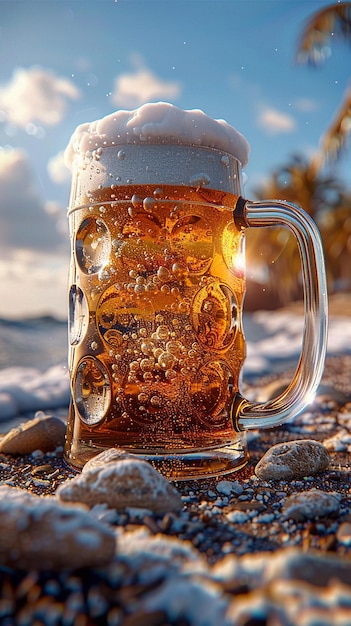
top-left (66, 183), bottom-right (247, 470)
top-left (65, 104), bottom-right (328, 479)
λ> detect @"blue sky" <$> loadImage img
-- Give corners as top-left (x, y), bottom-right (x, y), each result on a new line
top-left (0, 0), bottom-right (349, 318)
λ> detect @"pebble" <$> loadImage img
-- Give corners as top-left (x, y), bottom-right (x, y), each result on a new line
top-left (323, 429), bottom-right (351, 452)
top-left (282, 489), bottom-right (341, 522)
top-left (216, 480), bottom-right (243, 496)
top-left (0, 485), bottom-right (116, 570)
top-left (57, 458), bottom-right (183, 513)
top-left (337, 522), bottom-right (351, 547)
top-left (0, 414), bottom-right (66, 455)
top-left (255, 439), bottom-right (330, 481)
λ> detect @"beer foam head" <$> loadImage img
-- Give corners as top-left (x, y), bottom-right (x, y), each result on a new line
top-left (65, 102), bottom-right (250, 169)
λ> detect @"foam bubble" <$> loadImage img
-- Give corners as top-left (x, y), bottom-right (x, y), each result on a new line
top-left (64, 102), bottom-right (250, 169)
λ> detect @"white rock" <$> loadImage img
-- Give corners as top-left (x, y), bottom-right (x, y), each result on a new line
top-left (57, 458), bottom-right (183, 513)
top-left (0, 485), bottom-right (116, 570)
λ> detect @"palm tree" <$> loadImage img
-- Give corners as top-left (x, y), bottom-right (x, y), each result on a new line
top-left (247, 155), bottom-right (348, 304)
top-left (246, 3), bottom-right (351, 307)
top-left (297, 2), bottom-right (351, 168)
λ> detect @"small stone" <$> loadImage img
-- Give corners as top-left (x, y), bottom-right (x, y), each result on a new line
top-left (82, 447), bottom-right (137, 472)
top-left (323, 430), bottom-right (351, 452)
top-left (216, 480), bottom-right (243, 496)
top-left (255, 439), bottom-right (330, 481)
top-left (0, 415), bottom-right (66, 455)
top-left (57, 458), bottom-right (183, 513)
top-left (0, 485), bottom-right (116, 570)
top-left (283, 489), bottom-right (341, 522)
top-left (337, 522), bottom-right (351, 546)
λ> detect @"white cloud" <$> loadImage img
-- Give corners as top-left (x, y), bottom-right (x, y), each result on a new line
top-left (257, 107), bottom-right (296, 135)
top-left (0, 251), bottom-right (69, 319)
top-left (0, 66), bottom-right (81, 127)
top-left (0, 147), bottom-right (68, 253)
top-left (47, 151), bottom-right (70, 184)
top-left (293, 98), bottom-right (318, 113)
top-left (112, 67), bottom-right (181, 108)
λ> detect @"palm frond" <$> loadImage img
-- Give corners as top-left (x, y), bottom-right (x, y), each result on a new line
top-left (297, 2), bottom-right (351, 65)
top-left (312, 85), bottom-right (351, 168)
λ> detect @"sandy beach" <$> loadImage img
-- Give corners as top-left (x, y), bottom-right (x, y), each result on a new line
top-left (0, 294), bottom-right (350, 625)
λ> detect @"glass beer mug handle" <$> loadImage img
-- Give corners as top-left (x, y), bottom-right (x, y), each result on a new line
top-left (232, 197), bottom-right (328, 431)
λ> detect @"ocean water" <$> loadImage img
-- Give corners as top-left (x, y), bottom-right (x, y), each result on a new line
top-left (0, 312), bottom-right (349, 421)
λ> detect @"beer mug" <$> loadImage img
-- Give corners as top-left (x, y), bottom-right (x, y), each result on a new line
top-left (64, 103), bottom-right (328, 479)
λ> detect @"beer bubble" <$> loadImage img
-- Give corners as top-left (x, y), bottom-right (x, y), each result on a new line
top-left (131, 333), bottom-right (138, 340)
top-left (172, 262), bottom-right (188, 279)
top-left (140, 358), bottom-right (154, 372)
top-left (155, 314), bottom-right (164, 323)
top-left (134, 284), bottom-right (145, 293)
top-left (165, 369), bottom-right (177, 380)
top-left (156, 325), bottom-right (169, 341)
top-left (171, 286), bottom-right (180, 296)
top-left (129, 269), bottom-right (138, 278)
top-left (129, 360), bottom-right (140, 372)
top-left (143, 371), bottom-right (153, 381)
top-left (166, 340), bottom-right (183, 356)
top-left (90, 341), bottom-right (98, 351)
top-left (138, 392), bottom-right (148, 403)
top-left (131, 194), bottom-right (141, 206)
top-left (150, 395), bottom-right (162, 407)
top-left (157, 266), bottom-right (171, 282)
top-left (153, 188), bottom-right (164, 198)
top-left (141, 341), bottom-right (154, 355)
top-left (117, 149), bottom-right (126, 160)
top-left (153, 347), bottom-right (163, 359)
top-left (161, 285), bottom-right (170, 294)
top-left (136, 275), bottom-right (146, 285)
top-left (145, 281), bottom-right (157, 293)
top-left (143, 197), bottom-right (158, 212)
top-left (139, 327), bottom-right (148, 337)
top-left (158, 352), bottom-right (176, 370)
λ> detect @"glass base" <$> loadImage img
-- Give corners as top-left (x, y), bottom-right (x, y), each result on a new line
top-left (64, 434), bottom-right (249, 481)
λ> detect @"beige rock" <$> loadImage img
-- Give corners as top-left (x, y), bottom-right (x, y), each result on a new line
top-left (255, 439), bottom-right (330, 481)
top-left (57, 458), bottom-right (183, 513)
top-left (0, 414), bottom-right (66, 455)
top-left (82, 447), bottom-right (138, 472)
top-left (0, 485), bottom-right (116, 570)
top-left (336, 521), bottom-right (351, 546)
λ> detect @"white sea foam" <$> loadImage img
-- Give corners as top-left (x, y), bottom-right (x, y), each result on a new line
top-left (64, 102), bottom-right (250, 169)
